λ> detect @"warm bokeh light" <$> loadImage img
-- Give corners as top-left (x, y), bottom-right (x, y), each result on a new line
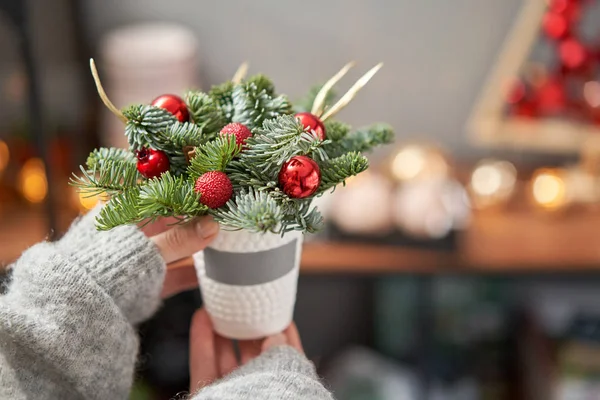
top-left (531, 169), bottom-right (567, 210)
top-left (0, 140), bottom-right (9, 172)
top-left (469, 159), bottom-right (517, 208)
top-left (18, 158), bottom-right (48, 203)
top-left (79, 192), bottom-right (100, 211)
top-left (390, 144), bottom-right (448, 182)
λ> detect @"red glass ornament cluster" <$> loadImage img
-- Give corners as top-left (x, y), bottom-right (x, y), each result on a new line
top-left (507, 0), bottom-right (600, 123)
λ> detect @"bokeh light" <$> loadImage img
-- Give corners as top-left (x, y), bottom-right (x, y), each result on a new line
top-left (0, 140), bottom-right (9, 173)
top-left (18, 158), bottom-right (48, 204)
top-left (390, 144), bottom-right (448, 182)
top-left (531, 169), bottom-right (567, 210)
top-left (469, 159), bottom-right (517, 209)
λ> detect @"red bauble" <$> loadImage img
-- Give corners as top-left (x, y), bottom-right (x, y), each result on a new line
top-left (543, 12), bottom-right (569, 40)
top-left (137, 148), bottom-right (170, 179)
top-left (194, 171), bottom-right (233, 208)
top-left (559, 38), bottom-right (588, 70)
top-left (535, 77), bottom-right (566, 115)
top-left (548, 0), bottom-right (581, 21)
top-left (294, 112), bottom-right (326, 140)
top-left (220, 122), bottom-right (252, 146)
top-left (151, 94), bottom-right (189, 122)
top-left (278, 155), bottom-right (321, 199)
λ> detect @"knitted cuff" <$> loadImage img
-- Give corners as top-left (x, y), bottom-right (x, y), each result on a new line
top-left (57, 207), bottom-right (166, 325)
top-left (231, 346), bottom-right (318, 380)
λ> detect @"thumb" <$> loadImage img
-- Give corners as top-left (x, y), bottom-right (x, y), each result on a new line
top-left (151, 216), bottom-right (219, 263)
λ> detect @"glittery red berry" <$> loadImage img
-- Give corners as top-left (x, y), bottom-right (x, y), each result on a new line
top-left (294, 112), bottom-right (326, 140)
top-left (136, 148), bottom-right (170, 179)
top-left (220, 122), bottom-right (252, 146)
top-left (194, 171), bottom-right (233, 208)
top-left (151, 94), bottom-right (189, 122)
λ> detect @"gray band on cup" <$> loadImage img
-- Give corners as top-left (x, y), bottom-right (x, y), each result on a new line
top-left (203, 239), bottom-right (298, 285)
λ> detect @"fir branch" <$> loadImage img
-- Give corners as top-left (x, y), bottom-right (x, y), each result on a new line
top-left (188, 135), bottom-right (240, 180)
top-left (245, 74), bottom-right (275, 96)
top-left (137, 172), bottom-right (208, 219)
top-left (70, 159), bottom-right (141, 196)
top-left (185, 91), bottom-right (227, 135)
top-left (294, 83), bottom-right (336, 113)
top-left (239, 114), bottom-right (327, 176)
top-left (122, 105), bottom-right (177, 151)
top-left (231, 80), bottom-right (291, 130)
top-left (213, 188), bottom-right (283, 233)
top-left (209, 81), bottom-right (235, 121)
top-left (323, 120), bottom-right (351, 142)
top-left (318, 152), bottom-right (369, 193)
top-left (95, 189), bottom-right (142, 230)
top-left (326, 123), bottom-right (394, 157)
top-left (86, 147), bottom-right (134, 169)
top-left (155, 122), bottom-right (205, 175)
top-left (282, 203), bottom-right (323, 233)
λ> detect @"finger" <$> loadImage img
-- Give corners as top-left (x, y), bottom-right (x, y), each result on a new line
top-left (238, 339), bottom-right (263, 365)
top-left (284, 323), bottom-right (304, 353)
top-left (139, 216), bottom-right (179, 237)
top-left (189, 309), bottom-right (218, 392)
top-left (161, 262), bottom-right (199, 299)
top-left (151, 216), bottom-right (219, 264)
top-left (261, 333), bottom-right (287, 352)
top-left (215, 335), bottom-right (238, 376)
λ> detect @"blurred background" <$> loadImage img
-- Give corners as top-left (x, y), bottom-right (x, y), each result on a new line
top-left (3, 0), bottom-right (600, 399)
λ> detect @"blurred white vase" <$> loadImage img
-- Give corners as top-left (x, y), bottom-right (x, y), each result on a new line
top-left (98, 23), bottom-right (200, 148)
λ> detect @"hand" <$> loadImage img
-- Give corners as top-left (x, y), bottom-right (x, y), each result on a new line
top-left (140, 216), bottom-right (219, 298)
top-left (189, 308), bottom-right (303, 393)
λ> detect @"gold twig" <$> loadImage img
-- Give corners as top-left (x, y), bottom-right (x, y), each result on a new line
top-left (311, 61), bottom-right (355, 117)
top-left (321, 62), bottom-right (383, 121)
top-left (232, 61), bottom-right (249, 84)
top-left (184, 146), bottom-right (196, 163)
top-left (89, 58), bottom-right (127, 123)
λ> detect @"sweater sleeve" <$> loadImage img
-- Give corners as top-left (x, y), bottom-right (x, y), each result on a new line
top-left (192, 346), bottom-right (334, 400)
top-left (0, 209), bottom-right (166, 400)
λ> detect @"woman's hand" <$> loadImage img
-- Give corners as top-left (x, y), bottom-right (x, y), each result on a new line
top-left (188, 308), bottom-right (304, 393)
top-left (140, 216), bottom-right (219, 298)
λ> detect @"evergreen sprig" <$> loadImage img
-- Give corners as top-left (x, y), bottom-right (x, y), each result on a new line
top-left (137, 172), bottom-right (208, 219)
top-left (213, 188), bottom-right (283, 233)
top-left (96, 189), bottom-right (142, 230)
top-left (185, 91), bottom-right (227, 135)
top-left (318, 152), bottom-right (369, 193)
top-left (231, 78), bottom-right (291, 130)
top-left (326, 123), bottom-right (394, 157)
top-left (154, 122), bottom-right (205, 175)
top-left (70, 159), bottom-right (141, 196)
top-left (188, 135), bottom-right (241, 180)
top-left (209, 82), bottom-right (235, 121)
top-left (123, 105), bottom-right (177, 151)
top-left (86, 147), bottom-right (134, 169)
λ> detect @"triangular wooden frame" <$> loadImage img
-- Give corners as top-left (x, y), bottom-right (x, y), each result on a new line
top-left (467, 0), bottom-right (600, 154)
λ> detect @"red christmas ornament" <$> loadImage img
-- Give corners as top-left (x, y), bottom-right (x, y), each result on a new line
top-left (294, 112), bottom-right (326, 140)
top-left (511, 98), bottom-right (539, 118)
top-left (559, 38), bottom-right (588, 70)
top-left (548, 0), bottom-right (581, 21)
top-left (535, 77), bottom-right (566, 115)
top-left (194, 171), bottom-right (233, 208)
top-left (220, 122), bottom-right (252, 146)
top-left (151, 94), bottom-right (189, 122)
top-left (543, 12), bottom-right (569, 40)
top-left (505, 79), bottom-right (527, 104)
top-left (278, 155), bottom-right (321, 199)
top-left (137, 148), bottom-right (170, 179)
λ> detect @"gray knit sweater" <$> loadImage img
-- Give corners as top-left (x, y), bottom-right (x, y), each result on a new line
top-left (0, 211), bottom-right (333, 400)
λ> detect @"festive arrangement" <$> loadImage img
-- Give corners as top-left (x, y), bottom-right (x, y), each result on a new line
top-left (72, 60), bottom-right (393, 235)
top-left (72, 59), bottom-right (392, 339)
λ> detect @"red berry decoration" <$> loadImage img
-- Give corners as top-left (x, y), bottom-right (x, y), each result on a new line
top-left (151, 94), bottom-right (189, 122)
top-left (543, 12), bottom-right (569, 40)
top-left (220, 122), bottom-right (252, 146)
top-left (136, 148), bottom-right (170, 179)
top-left (194, 171), bottom-right (233, 209)
top-left (278, 155), bottom-right (321, 199)
top-left (294, 112), bottom-right (326, 140)
top-left (559, 38), bottom-right (588, 70)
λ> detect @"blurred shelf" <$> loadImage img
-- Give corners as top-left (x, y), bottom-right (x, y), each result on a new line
top-left (3, 207), bottom-right (600, 273)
